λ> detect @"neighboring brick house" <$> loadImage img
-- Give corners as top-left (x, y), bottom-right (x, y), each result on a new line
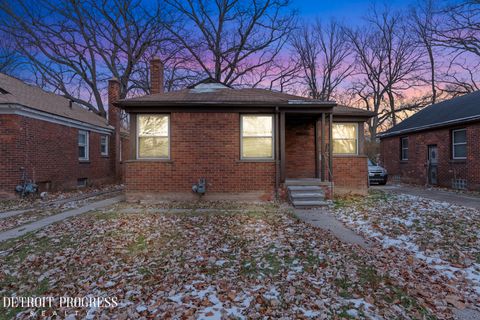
top-left (0, 73), bottom-right (128, 198)
top-left (379, 91), bottom-right (480, 191)
top-left (111, 60), bottom-right (374, 203)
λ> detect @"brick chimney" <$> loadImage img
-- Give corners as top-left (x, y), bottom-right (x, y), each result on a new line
top-left (150, 57), bottom-right (164, 94)
top-left (108, 78), bottom-right (121, 180)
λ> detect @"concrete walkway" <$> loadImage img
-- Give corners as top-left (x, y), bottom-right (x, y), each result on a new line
top-left (372, 184), bottom-right (480, 210)
top-left (0, 195), bottom-right (124, 242)
top-left (294, 208), bottom-right (370, 249)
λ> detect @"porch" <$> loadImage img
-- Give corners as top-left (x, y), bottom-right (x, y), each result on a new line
top-left (275, 111), bottom-right (335, 205)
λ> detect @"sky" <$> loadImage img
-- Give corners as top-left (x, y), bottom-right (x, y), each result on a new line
top-left (294, 0), bottom-right (406, 23)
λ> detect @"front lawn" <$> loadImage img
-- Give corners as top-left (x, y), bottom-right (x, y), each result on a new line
top-left (0, 202), bottom-right (435, 319)
top-left (334, 190), bottom-right (480, 311)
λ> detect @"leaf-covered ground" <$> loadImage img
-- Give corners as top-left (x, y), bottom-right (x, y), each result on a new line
top-left (333, 190), bottom-right (480, 312)
top-left (0, 184), bottom-right (122, 213)
top-left (0, 191), bottom-right (122, 232)
top-left (0, 202), bottom-right (439, 319)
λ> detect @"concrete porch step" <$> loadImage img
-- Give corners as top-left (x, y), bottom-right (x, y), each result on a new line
top-left (290, 191), bottom-right (325, 200)
top-left (285, 179), bottom-right (325, 186)
top-left (287, 186), bottom-right (323, 192)
top-left (292, 200), bottom-right (329, 208)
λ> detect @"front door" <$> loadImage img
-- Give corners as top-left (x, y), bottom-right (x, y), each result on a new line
top-left (428, 145), bottom-right (438, 185)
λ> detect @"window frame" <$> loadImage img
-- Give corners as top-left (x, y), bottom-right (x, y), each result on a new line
top-left (400, 137), bottom-right (409, 161)
top-left (100, 135), bottom-right (109, 156)
top-left (332, 122), bottom-right (359, 156)
top-left (452, 128), bottom-right (467, 160)
top-left (136, 114), bottom-right (171, 160)
top-left (78, 130), bottom-right (89, 161)
top-left (240, 114), bottom-right (275, 160)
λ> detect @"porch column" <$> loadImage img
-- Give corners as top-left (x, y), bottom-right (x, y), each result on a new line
top-left (315, 117), bottom-right (320, 179)
top-left (280, 111), bottom-right (286, 182)
top-left (329, 112), bottom-right (334, 181)
top-left (321, 113), bottom-right (326, 181)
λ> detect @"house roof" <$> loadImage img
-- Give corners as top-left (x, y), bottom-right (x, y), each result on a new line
top-left (379, 91), bottom-right (480, 138)
top-left (333, 105), bottom-right (376, 117)
top-left (0, 73), bottom-right (111, 129)
top-left (116, 82), bottom-right (336, 107)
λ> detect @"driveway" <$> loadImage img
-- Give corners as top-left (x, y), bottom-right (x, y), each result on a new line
top-left (371, 183), bottom-right (480, 210)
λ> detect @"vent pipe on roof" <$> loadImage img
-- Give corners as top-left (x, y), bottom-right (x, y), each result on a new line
top-left (150, 57), bottom-right (164, 94)
top-left (69, 100), bottom-right (73, 109)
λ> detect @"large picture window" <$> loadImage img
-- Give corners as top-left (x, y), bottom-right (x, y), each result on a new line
top-left (332, 123), bottom-right (358, 155)
top-left (78, 130), bottom-right (89, 161)
top-left (452, 129), bottom-right (467, 159)
top-left (401, 137), bottom-right (409, 160)
top-left (137, 114), bottom-right (170, 159)
top-left (241, 115), bottom-right (274, 159)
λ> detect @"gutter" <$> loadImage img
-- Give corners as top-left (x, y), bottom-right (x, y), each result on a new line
top-left (114, 100), bottom-right (337, 108)
top-left (378, 114), bottom-right (480, 138)
top-left (0, 104), bottom-right (114, 134)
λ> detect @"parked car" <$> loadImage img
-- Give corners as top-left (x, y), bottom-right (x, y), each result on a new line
top-left (368, 159), bottom-right (388, 185)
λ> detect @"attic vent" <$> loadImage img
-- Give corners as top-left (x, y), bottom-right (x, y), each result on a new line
top-left (0, 87), bottom-right (9, 94)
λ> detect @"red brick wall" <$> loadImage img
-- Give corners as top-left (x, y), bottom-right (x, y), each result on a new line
top-left (0, 114), bottom-right (118, 198)
top-left (285, 118), bottom-right (316, 178)
top-left (125, 112), bottom-right (276, 200)
top-left (333, 156), bottom-right (369, 195)
top-left (380, 122), bottom-right (480, 191)
top-left (125, 113), bottom-right (369, 199)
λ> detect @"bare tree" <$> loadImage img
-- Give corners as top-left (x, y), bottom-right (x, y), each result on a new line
top-left (410, 0), bottom-right (438, 104)
top-left (432, 0), bottom-right (480, 95)
top-left (291, 19), bottom-right (352, 100)
top-left (0, 34), bottom-right (21, 75)
top-left (345, 7), bottom-right (426, 138)
top-left (0, 0), bottom-right (169, 116)
top-left (161, 0), bottom-right (297, 86)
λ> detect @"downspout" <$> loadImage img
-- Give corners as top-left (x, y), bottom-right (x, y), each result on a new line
top-left (275, 107), bottom-right (280, 199)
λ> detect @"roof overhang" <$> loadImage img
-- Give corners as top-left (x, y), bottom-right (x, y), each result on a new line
top-left (0, 103), bottom-right (114, 134)
top-left (378, 114), bottom-right (480, 138)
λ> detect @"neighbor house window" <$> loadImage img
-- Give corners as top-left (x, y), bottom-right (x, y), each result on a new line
top-left (78, 130), bottom-right (89, 161)
top-left (401, 137), bottom-right (409, 160)
top-left (100, 135), bottom-right (109, 156)
top-left (332, 123), bottom-right (358, 155)
top-left (241, 115), bottom-right (274, 159)
top-left (452, 128), bottom-right (467, 159)
top-left (137, 114), bottom-right (170, 159)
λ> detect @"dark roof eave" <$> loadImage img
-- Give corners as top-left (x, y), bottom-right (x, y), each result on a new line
top-left (379, 115), bottom-right (480, 138)
top-left (114, 100), bottom-right (336, 108)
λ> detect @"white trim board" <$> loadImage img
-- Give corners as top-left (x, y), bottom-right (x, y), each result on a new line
top-left (0, 104), bottom-right (114, 135)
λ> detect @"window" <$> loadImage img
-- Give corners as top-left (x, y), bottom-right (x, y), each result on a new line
top-left (401, 137), bottom-right (409, 160)
top-left (241, 115), bottom-right (274, 159)
top-left (100, 135), bottom-right (109, 156)
top-left (77, 178), bottom-right (88, 188)
top-left (137, 114), bottom-right (170, 159)
top-left (452, 129), bottom-right (467, 159)
top-left (332, 123), bottom-right (358, 155)
top-left (78, 130), bottom-right (89, 161)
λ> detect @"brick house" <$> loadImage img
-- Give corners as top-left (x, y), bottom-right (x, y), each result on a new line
top-left (111, 60), bottom-right (374, 204)
top-left (379, 91), bottom-right (480, 191)
top-left (0, 73), bottom-right (128, 198)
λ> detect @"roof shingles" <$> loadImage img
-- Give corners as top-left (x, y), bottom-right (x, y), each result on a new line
top-left (380, 91), bottom-right (480, 138)
top-left (0, 73), bottom-right (110, 129)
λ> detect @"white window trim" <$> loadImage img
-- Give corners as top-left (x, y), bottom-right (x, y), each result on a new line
top-left (100, 135), bottom-right (109, 156)
top-left (78, 130), bottom-right (89, 161)
top-left (240, 114), bottom-right (275, 160)
top-left (401, 137), bottom-right (409, 161)
top-left (452, 128), bottom-right (467, 160)
top-left (136, 114), bottom-right (171, 160)
top-left (332, 122), bottom-right (359, 155)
